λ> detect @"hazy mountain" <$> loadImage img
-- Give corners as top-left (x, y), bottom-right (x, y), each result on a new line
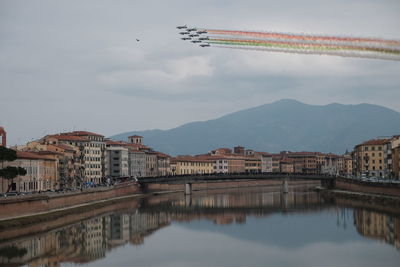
top-left (110, 99), bottom-right (400, 156)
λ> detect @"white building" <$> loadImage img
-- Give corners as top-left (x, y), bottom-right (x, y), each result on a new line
top-left (105, 146), bottom-right (129, 178)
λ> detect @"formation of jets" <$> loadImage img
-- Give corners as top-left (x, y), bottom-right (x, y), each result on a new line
top-left (176, 25), bottom-right (210, 48)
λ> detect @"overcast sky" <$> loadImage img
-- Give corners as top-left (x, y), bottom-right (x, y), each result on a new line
top-left (1, 0), bottom-right (399, 145)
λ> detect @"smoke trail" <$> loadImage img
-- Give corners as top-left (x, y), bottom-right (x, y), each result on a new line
top-left (180, 27), bottom-right (400, 61)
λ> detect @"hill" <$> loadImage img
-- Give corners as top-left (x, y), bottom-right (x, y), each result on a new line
top-left (110, 99), bottom-right (400, 155)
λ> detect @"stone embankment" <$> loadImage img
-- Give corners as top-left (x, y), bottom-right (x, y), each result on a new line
top-left (0, 182), bottom-right (140, 220)
top-left (0, 179), bottom-right (318, 222)
top-left (335, 177), bottom-right (400, 197)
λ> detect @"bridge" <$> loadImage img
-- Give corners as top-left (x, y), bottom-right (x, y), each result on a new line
top-left (137, 172), bottom-right (337, 191)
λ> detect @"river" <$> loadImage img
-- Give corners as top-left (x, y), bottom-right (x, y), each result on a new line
top-left (0, 185), bottom-right (399, 266)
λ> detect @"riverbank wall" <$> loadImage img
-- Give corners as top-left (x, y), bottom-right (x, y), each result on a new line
top-left (0, 181), bottom-right (140, 220)
top-left (335, 177), bottom-right (400, 197)
top-left (0, 179), bottom-right (318, 221)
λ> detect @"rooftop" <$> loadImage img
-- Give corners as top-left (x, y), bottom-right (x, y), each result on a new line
top-left (172, 155), bottom-right (213, 163)
top-left (360, 139), bottom-right (390, 146)
top-left (128, 135), bottom-right (143, 138)
top-left (16, 151), bottom-right (55, 160)
top-left (48, 134), bottom-right (88, 142)
top-left (67, 131), bottom-right (104, 137)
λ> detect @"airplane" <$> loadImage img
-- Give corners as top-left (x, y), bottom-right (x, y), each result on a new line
top-left (187, 28), bottom-right (197, 31)
top-left (197, 30), bottom-right (207, 34)
top-left (198, 37), bottom-right (209, 40)
top-left (179, 32), bottom-right (189, 35)
top-left (200, 44), bottom-right (211, 47)
top-left (191, 40), bottom-right (201, 43)
top-left (188, 34), bottom-right (199, 37)
top-left (176, 25), bottom-right (187, 29)
top-left (181, 37), bottom-right (191, 40)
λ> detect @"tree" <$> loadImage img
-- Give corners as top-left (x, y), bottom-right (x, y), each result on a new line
top-left (0, 147), bottom-right (26, 192)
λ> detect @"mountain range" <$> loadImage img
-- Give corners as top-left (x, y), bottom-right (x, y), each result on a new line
top-left (110, 99), bottom-right (400, 156)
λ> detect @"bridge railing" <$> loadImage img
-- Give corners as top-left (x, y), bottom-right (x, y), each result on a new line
top-left (136, 172), bottom-right (336, 184)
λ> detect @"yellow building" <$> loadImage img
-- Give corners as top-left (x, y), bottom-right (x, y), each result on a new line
top-left (0, 151), bottom-right (57, 193)
top-left (171, 156), bottom-right (213, 175)
top-left (353, 139), bottom-right (389, 178)
top-left (344, 154), bottom-right (353, 176)
top-left (244, 156), bottom-right (261, 173)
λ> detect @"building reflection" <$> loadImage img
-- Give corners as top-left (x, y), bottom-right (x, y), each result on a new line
top-left (0, 188), bottom-right (399, 266)
top-left (354, 209), bottom-right (400, 250)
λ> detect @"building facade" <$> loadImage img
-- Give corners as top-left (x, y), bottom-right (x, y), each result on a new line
top-left (171, 156), bottom-right (213, 175)
top-left (0, 126), bottom-right (6, 147)
top-left (353, 139), bottom-right (389, 178)
top-left (105, 146), bottom-right (129, 178)
top-left (0, 151), bottom-right (57, 193)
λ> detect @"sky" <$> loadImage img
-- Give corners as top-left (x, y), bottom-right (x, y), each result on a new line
top-left (1, 0), bottom-right (400, 146)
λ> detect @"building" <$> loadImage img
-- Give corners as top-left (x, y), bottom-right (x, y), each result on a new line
top-left (197, 155), bottom-right (229, 174)
top-left (0, 126), bottom-right (6, 147)
top-left (244, 156), bottom-right (261, 173)
top-left (233, 146), bottom-right (245, 156)
top-left (353, 139), bottom-right (389, 178)
top-left (171, 156), bottom-right (213, 175)
top-left (105, 146), bottom-right (129, 178)
top-left (255, 152), bottom-right (272, 173)
top-left (43, 131), bottom-right (106, 184)
top-left (280, 158), bottom-right (294, 173)
top-left (272, 154), bottom-right (281, 172)
top-left (321, 154), bottom-right (346, 175)
top-left (389, 136), bottom-right (400, 179)
top-left (25, 141), bottom-right (83, 189)
top-left (145, 152), bottom-right (158, 177)
top-left (284, 152), bottom-right (319, 174)
top-left (344, 153), bottom-right (353, 177)
top-left (156, 152), bottom-right (171, 176)
top-left (0, 151), bottom-right (57, 193)
top-left (128, 135), bottom-right (143, 146)
top-left (128, 149), bottom-right (146, 178)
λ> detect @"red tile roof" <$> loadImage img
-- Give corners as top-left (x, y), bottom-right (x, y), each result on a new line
top-left (360, 139), bottom-right (390, 146)
top-left (172, 156), bottom-right (213, 163)
top-left (48, 135), bottom-right (88, 142)
top-left (128, 135), bottom-right (143, 138)
top-left (106, 140), bottom-right (127, 146)
top-left (155, 152), bottom-right (171, 158)
top-left (67, 131), bottom-right (104, 137)
top-left (16, 151), bottom-right (55, 160)
top-left (125, 143), bottom-right (150, 150)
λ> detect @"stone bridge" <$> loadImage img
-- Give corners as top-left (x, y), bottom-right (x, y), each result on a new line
top-left (137, 173), bottom-right (336, 190)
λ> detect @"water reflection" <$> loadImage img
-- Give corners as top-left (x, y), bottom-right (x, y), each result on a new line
top-left (0, 186), bottom-right (399, 266)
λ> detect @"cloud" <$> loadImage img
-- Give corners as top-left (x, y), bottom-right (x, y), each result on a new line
top-left (1, 0), bottom-right (400, 145)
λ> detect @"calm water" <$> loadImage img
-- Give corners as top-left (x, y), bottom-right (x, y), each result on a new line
top-left (0, 186), bottom-right (399, 267)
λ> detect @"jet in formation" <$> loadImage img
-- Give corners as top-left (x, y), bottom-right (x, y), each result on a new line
top-left (200, 44), bottom-right (210, 47)
top-left (176, 25), bottom-right (187, 29)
